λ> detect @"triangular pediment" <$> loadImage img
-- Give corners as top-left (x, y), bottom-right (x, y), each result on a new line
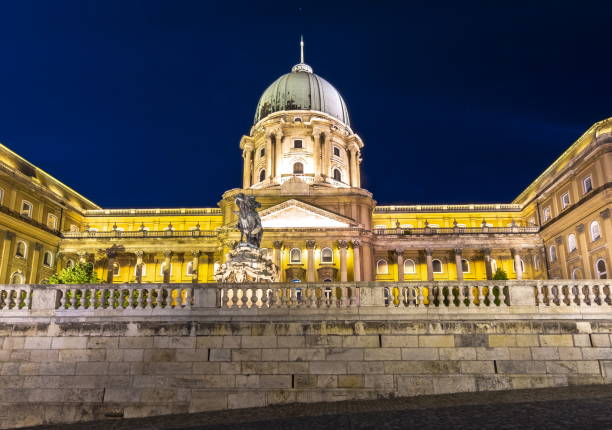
top-left (259, 199), bottom-right (358, 229)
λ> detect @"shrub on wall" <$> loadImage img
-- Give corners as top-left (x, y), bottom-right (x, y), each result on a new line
top-left (492, 268), bottom-right (508, 280)
top-left (46, 262), bottom-right (100, 284)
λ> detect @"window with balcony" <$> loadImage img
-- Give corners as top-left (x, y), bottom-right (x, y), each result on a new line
top-left (20, 200), bottom-right (33, 218)
top-left (15, 241), bottom-right (27, 258)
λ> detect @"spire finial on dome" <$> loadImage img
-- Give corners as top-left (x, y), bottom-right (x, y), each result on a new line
top-left (292, 35), bottom-right (313, 73)
top-left (300, 35), bottom-right (304, 63)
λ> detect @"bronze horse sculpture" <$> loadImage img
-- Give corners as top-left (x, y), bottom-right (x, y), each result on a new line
top-left (235, 193), bottom-right (263, 248)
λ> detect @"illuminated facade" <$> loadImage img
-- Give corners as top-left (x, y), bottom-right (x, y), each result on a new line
top-left (0, 49), bottom-right (610, 284)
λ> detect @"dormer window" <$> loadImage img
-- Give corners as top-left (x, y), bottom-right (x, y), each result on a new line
top-left (293, 139), bottom-right (303, 149)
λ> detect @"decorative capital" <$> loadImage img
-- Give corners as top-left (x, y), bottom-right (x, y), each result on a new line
top-left (305, 240), bottom-right (316, 249)
top-left (601, 208), bottom-right (610, 219)
top-left (576, 224), bottom-right (585, 233)
top-left (352, 240), bottom-right (361, 248)
top-left (5, 231), bottom-right (16, 240)
top-left (454, 248), bottom-right (462, 256)
top-left (273, 240), bottom-right (283, 249)
top-left (163, 250), bottom-right (173, 258)
top-left (34, 242), bottom-right (43, 252)
top-left (394, 249), bottom-right (404, 256)
top-left (337, 240), bottom-right (348, 249)
top-left (135, 250), bottom-right (144, 258)
top-left (77, 251), bottom-right (88, 258)
top-left (555, 236), bottom-right (563, 245)
top-left (510, 248), bottom-right (520, 256)
top-left (191, 250), bottom-right (201, 257)
top-left (424, 248), bottom-right (432, 256)
top-left (482, 248), bottom-right (491, 255)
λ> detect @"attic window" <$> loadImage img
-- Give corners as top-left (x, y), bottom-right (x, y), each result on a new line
top-left (293, 139), bottom-right (303, 149)
top-left (294, 117), bottom-right (302, 123)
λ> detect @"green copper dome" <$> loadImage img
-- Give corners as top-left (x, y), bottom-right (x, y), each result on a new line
top-left (254, 63), bottom-right (350, 127)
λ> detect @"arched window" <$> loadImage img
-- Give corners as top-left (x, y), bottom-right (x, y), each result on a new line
top-left (533, 255), bottom-right (541, 271)
top-left (112, 263), bottom-right (120, 276)
top-left (333, 168), bottom-right (342, 182)
top-left (42, 251), bottom-right (53, 267)
top-left (432, 259), bottom-right (443, 273)
top-left (290, 248), bottom-right (301, 263)
top-left (47, 214), bottom-right (58, 230)
top-left (595, 259), bottom-right (608, 279)
top-left (567, 234), bottom-right (577, 253)
top-left (376, 259), bottom-right (389, 275)
top-left (160, 262), bottom-right (173, 276)
top-left (321, 247), bottom-right (333, 264)
top-left (404, 259), bottom-right (416, 274)
top-left (258, 169), bottom-right (266, 183)
top-left (543, 207), bottom-right (552, 222)
top-left (571, 268), bottom-right (582, 280)
top-left (186, 261), bottom-right (195, 276)
top-left (590, 221), bottom-right (601, 241)
top-left (461, 259), bottom-right (470, 273)
top-left (9, 271), bottom-right (25, 284)
top-left (293, 162), bottom-right (304, 174)
top-left (549, 245), bottom-right (557, 262)
top-left (66, 259), bottom-right (75, 269)
top-left (15, 241), bottom-right (27, 258)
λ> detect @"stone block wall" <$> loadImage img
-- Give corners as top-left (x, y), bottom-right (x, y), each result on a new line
top-left (2, 318), bottom-right (612, 428)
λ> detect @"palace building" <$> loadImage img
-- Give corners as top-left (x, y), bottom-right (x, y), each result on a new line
top-left (0, 45), bottom-right (611, 285)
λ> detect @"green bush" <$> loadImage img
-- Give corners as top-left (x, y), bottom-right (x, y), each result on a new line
top-left (492, 268), bottom-right (508, 280)
top-left (45, 262), bottom-right (100, 284)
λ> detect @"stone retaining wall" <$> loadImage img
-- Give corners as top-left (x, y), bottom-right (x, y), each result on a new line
top-left (2, 318), bottom-right (612, 428)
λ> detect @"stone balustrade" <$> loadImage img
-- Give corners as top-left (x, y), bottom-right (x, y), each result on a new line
top-left (0, 280), bottom-right (610, 319)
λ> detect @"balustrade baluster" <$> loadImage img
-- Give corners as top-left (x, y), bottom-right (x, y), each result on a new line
top-left (577, 284), bottom-right (586, 306)
top-left (499, 285), bottom-right (507, 306)
top-left (486, 285), bottom-right (494, 307)
top-left (587, 284), bottom-right (595, 306)
top-left (230, 288), bottom-right (239, 309)
top-left (72, 289), bottom-right (79, 309)
top-left (594, 285), bottom-right (602, 306)
top-left (477, 286), bottom-right (485, 307)
top-left (417, 286), bottom-right (424, 306)
top-left (466, 286), bottom-right (474, 307)
top-left (536, 285), bottom-right (544, 305)
top-left (567, 284), bottom-right (576, 306)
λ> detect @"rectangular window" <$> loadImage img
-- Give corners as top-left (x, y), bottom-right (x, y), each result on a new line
top-left (333, 146), bottom-right (340, 157)
top-left (293, 139), bottom-right (303, 149)
top-left (260, 147), bottom-right (265, 157)
top-left (20, 200), bottom-right (33, 217)
top-left (583, 176), bottom-right (593, 194)
top-left (561, 192), bottom-right (570, 209)
top-left (47, 213), bottom-right (58, 230)
top-left (543, 207), bottom-right (551, 221)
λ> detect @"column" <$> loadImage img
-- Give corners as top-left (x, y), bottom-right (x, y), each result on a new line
top-left (600, 209), bottom-right (612, 270)
top-left (0, 231), bottom-right (16, 283)
top-left (349, 147), bottom-right (358, 188)
top-left (355, 150), bottom-right (362, 188)
top-left (191, 250), bottom-right (201, 284)
top-left (313, 132), bottom-right (321, 179)
top-left (352, 240), bottom-right (361, 282)
top-left (106, 249), bottom-right (116, 284)
top-left (512, 248), bottom-right (523, 280)
top-left (454, 248), bottom-right (463, 282)
top-left (362, 243), bottom-right (373, 281)
top-left (273, 240), bottom-right (283, 282)
top-left (135, 251), bottom-right (144, 283)
top-left (395, 249), bottom-right (404, 282)
top-left (338, 240), bottom-right (348, 282)
top-left (265, 137), bottom-right (272, 181)
top-left (425, 248), bottom-right (433, 281)
top-left (483, 248), bottom-right (493, 280)
top-left (275, 133), bottom-right (283, 182)
top-left (306, 240), bottom-right (316, 282)
top-left (242, 147), bottom-right (253, 188)
top-left (163, 250), bottom-right (172, 283)
top-left (28, 243), bottom-right (42, 284)
top-left (555, 237), bottom-right (569, 279)
top-left (575, 224), bottom-right (593, 278)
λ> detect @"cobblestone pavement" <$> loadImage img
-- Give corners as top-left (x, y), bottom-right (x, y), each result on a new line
top-left (24, 384), bottom-right (612, 430)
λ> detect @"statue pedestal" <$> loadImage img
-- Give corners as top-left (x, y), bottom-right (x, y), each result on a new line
top-left (215, 243), bottom-right (279, 283)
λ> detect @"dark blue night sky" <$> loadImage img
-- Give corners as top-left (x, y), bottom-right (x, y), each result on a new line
top-left (0, 1), bottom-right (610, 208)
